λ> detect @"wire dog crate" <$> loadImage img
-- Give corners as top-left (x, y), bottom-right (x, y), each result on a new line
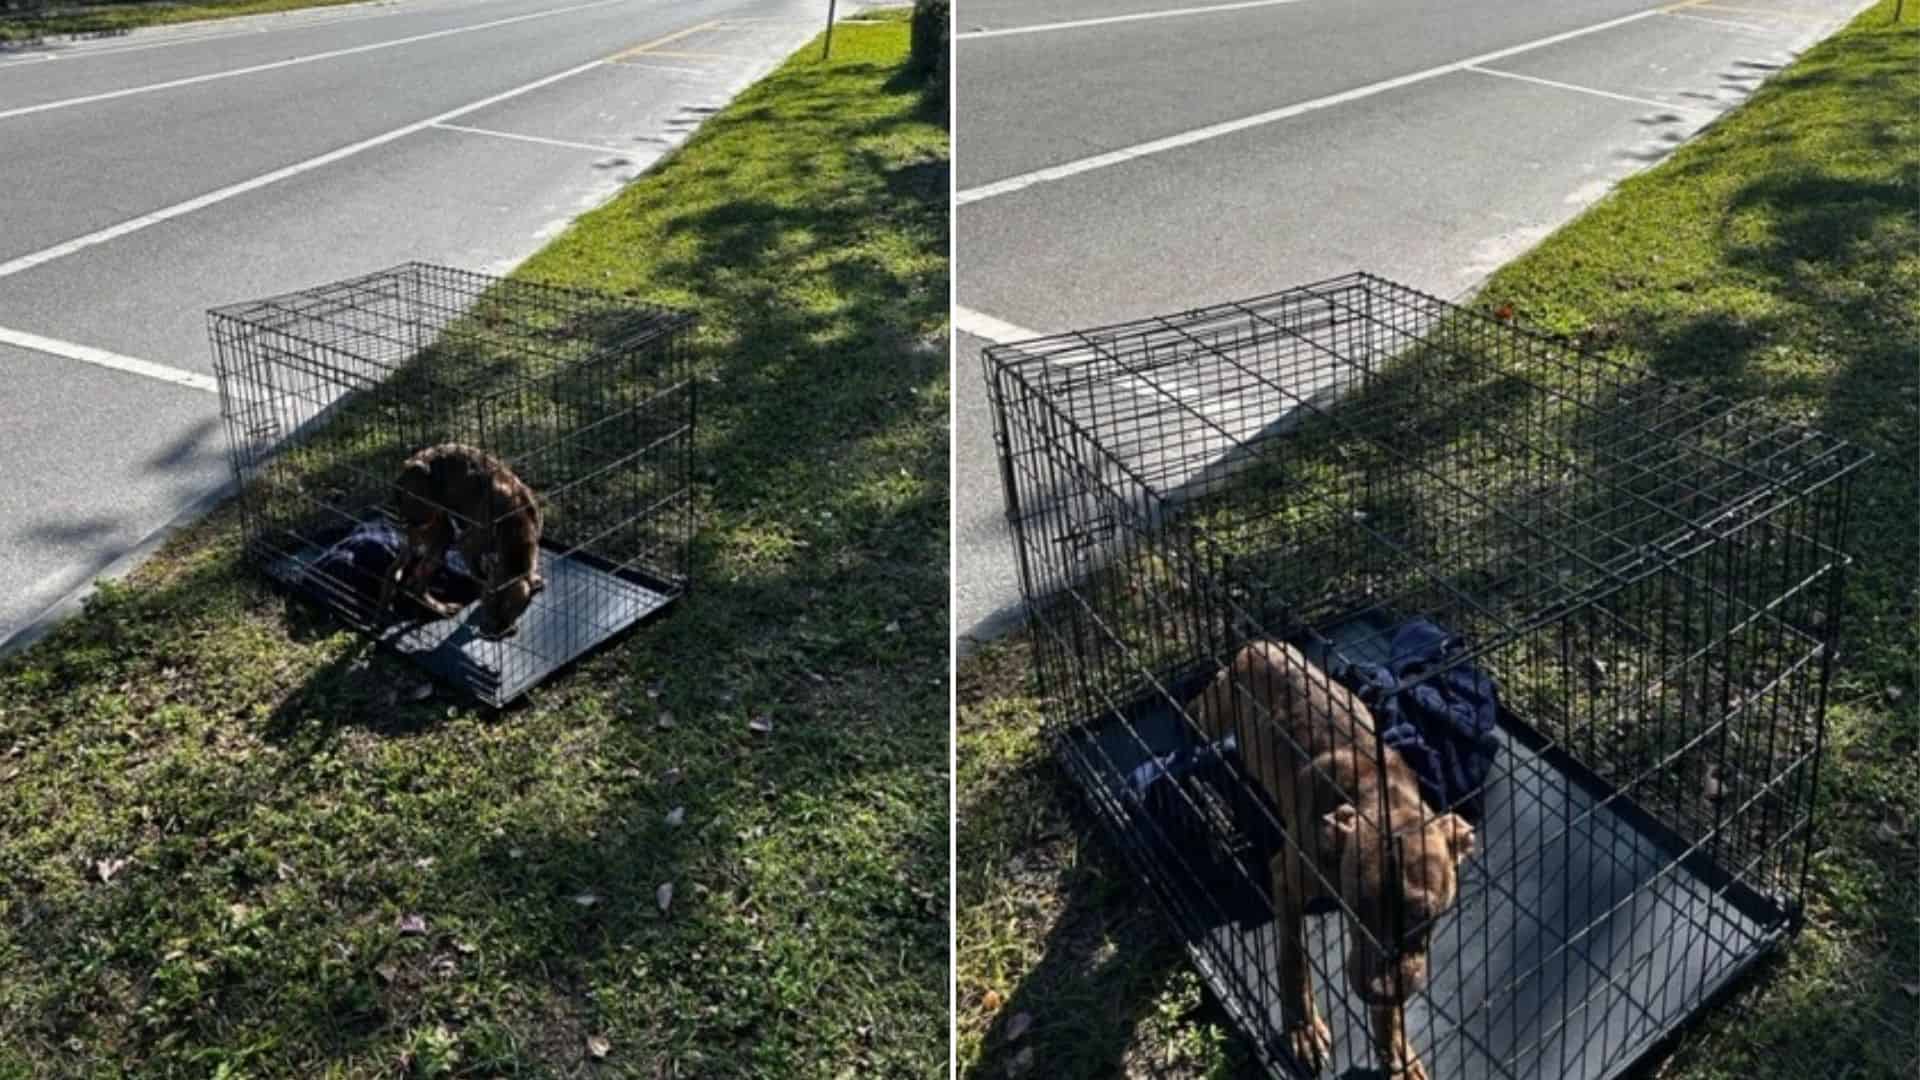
top-left (211, 263), bottom-right (696, 707)
top-left (985, 273), bottom-right (1868, 1080)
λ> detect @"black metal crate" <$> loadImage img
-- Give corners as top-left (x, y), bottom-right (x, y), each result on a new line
top-left (984, 273), bottom-right (1868, 1080)
top-left (210, 263), bottom-right (696, 707)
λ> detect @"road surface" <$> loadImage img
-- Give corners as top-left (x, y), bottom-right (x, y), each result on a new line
top-left (952, 0), bottom-right (1872, 649)
top-left (0, 0), bottom-right (855, 650)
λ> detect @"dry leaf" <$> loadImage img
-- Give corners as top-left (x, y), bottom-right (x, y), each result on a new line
top-left (749, 715), bottom-right (774, 735)
top-left (398, 914), bottom-right (428, 935)
top-left (656, 882), bottom-right (674, 915)
top-left (586, 1034), bottom-right (611, 1059)
top-left (1900, 980), bottom-right (1920, 998)
top-left (665, 806), bottom-right (686, 827)
top-left (657, 710), bottom-right (676, 731)
top-left (404, 680), bottom-right (433, 703)
top-left (1005, 1011), bottom-right (1033, 1043)
top-left (573, 891), bottom-right (601, 908)
top-left (662, 767), bottom-right (684, 784)
top-left (982, 988), bottom-right (1004, 1011)
top-left (94, 857), bottom-right (128, 884)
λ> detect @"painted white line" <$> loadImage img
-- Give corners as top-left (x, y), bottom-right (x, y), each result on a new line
top-left (956, 5), bottom-right (1663, 206)
top-left (0, 1), bottom-right (408, 68)
top-left (0, 57), bottom-right (606, 280)
top-left (1464, 64), bottom-right (1722, 114)
top-left (610, 60), bottom-right (714, 74)
top-left (0, 0), bottom-right (628, 121)
top-left (960, 0), bottom-right (1312, 41)
top-left (1660, 9), bottom-right (1782, 32)
top-left (955, 304), bottom-right (1041, 345)
top-left (0, 324), bottom-right (216, 393)
top-left (432, 121), bottom-right (628, 154)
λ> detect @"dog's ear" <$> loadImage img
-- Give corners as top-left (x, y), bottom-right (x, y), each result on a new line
top-left (1437, 812), bottom-right (1476, 864)
top-left (1319, 803), bottom-right (1360, 859)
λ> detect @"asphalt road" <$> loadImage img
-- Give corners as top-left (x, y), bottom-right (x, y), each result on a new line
top-left (0, 0), bottom-right (854, 649)
top-left (952, 0), bottom-right (1872, 649)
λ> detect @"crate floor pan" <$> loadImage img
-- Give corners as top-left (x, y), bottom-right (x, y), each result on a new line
top-left (1060, 624), bottom-right (1786, 1080)
top-left (263, 537), bottom-right (676, 706)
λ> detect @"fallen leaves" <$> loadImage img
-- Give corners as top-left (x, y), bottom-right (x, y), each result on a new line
top-left (398, 914), bottom-right (428, 936)
top-left (94, 856), bottom-right (129, 884)
top-left (586, 1034), bottom-right (611, 1059)
top-left (656, 882), bottom-right (674, 915)
top-left (749, 715), bottom-right (774, 735)
top-left (665, 806), bottom-right (686, 828)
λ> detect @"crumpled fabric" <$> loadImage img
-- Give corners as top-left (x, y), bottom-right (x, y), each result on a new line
top-left (309, 519), bottom-right (479, 613)
top-left (1328, 618), bottom-right (1502, 818)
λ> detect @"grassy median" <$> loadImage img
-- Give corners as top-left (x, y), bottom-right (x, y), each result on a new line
top-left (957, 3), bottom-right (1916, 1077)
top-left (0, 14), bottom-right (948, 1079)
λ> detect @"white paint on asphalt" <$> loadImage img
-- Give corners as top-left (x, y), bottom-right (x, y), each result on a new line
top-left (0, 0), bottom-right (409, 69)
top-left (0, 56), bottom-right (608, 280)
top-left (955, 4), bottom-right (1666, 205)
top-left (958, 0), bottom-right (1314, 41)
top-left (432, 121), bottom-right (628, 154)
top-left (0, 0), bottom-right (629, 120)
top-left (954, 304), bottom-right (1041, 345)
top-left (0, 325), bottom-right (217, 393)
top-left (1662, 9), bottom-right (1782, 32)
top-left (1464, 64), bottom-right (1722, 114)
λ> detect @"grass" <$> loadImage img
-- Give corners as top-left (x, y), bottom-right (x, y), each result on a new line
top-left (956, 3), bottom-right (1918, 1078)
top-left (0, 0), bottom-right (367, 43)
top-left (0, 15), bottom-right (948, 1079)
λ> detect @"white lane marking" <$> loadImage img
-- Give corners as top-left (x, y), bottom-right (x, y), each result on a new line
top-left (1660, 9), bottom-right (1782, 32)
top-left (955, 304), bottom-right (1041, 345)
top-left (1464, 64), bottom-right (1722, 114)
top-left (959, 0), bottom-right (1313, 41)
top-left (0, 1), bottom-right (409, 69)
top-left (955, 5), bottom-right (1664, 205)
top-left (0, 0), bottom-right (628, 121)
top-left (432, 121), bottom-right (628, 154)
top-left (610, 60), bottom-right (714, 74)
top-left (0, 57), bottom-right (606, 280)
top-left (0, 324), bottom-right (217, 393)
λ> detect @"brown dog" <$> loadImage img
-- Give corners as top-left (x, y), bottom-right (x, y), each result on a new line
top-left (377, 443), bottom-right (545, 640)
top-left (1188, 640), bottom-right (1475, 1080)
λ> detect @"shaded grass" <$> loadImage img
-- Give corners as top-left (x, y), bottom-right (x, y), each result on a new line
top-left (0, 18), bottom-right (948, 1080)
top-left (0, 0), bottom-right (366, 42)
top-left (956, 4), bottom-right (1917, 1078)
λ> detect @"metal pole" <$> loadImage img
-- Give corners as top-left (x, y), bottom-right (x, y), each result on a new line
top-left (821, 0), bottom-right (836, 59)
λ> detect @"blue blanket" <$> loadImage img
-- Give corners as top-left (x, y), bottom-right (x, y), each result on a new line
top-left (308, 520), bottom-right (480, 615)
top-left (1328, 618), bottom-right (1501, 818)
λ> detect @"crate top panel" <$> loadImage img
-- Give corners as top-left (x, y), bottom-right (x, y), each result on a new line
top-left (983, 272), bottom-right (1870, 648)
top-left (209, 262), bottom-right (695, 390)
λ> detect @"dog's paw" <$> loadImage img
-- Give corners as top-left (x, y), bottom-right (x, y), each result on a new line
top-left (1387, 1055), bottom-right (1429, 1080)
top-left (1286, 1014), bottom-right (1332, 1074)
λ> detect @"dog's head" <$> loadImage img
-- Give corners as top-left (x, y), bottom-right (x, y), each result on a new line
top-left (389, 458), bottom-right (441, 531)
top-left (1320, 803), bottom-right (1475, 1005)
top-left (475, 571), bottom-right (544, 640)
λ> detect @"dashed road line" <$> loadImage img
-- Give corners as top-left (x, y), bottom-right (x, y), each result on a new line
top-left (955, 4), bottom-right (1665, 205)
top-left (0, 0), bottom-right (631, 121)
top-left (0, 324), bottom-right (217, 393)
top-left (1464, 64), bottom-right (1723, 114)
top-left (959, 0), bottom-right (1314, 41)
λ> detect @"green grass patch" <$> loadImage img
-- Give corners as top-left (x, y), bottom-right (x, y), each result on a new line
top-left (0, 18), bottom-right (948, 1079)
top-left (957, 4), bottom-right (1917, 1077)
top-left (0, 0), bottom-right (368, 43)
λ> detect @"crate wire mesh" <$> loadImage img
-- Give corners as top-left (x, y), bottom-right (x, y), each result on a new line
top-left (211, 263), bottom-right (695, 706)
top-left (985, 273), bottom-right (1868, 1080)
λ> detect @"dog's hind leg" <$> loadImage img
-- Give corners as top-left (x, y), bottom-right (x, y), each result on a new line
top-left (1368, 1003), bottom-right (1427, 1080)
top-left (1273, 849), bottom-right (1332, 1073)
